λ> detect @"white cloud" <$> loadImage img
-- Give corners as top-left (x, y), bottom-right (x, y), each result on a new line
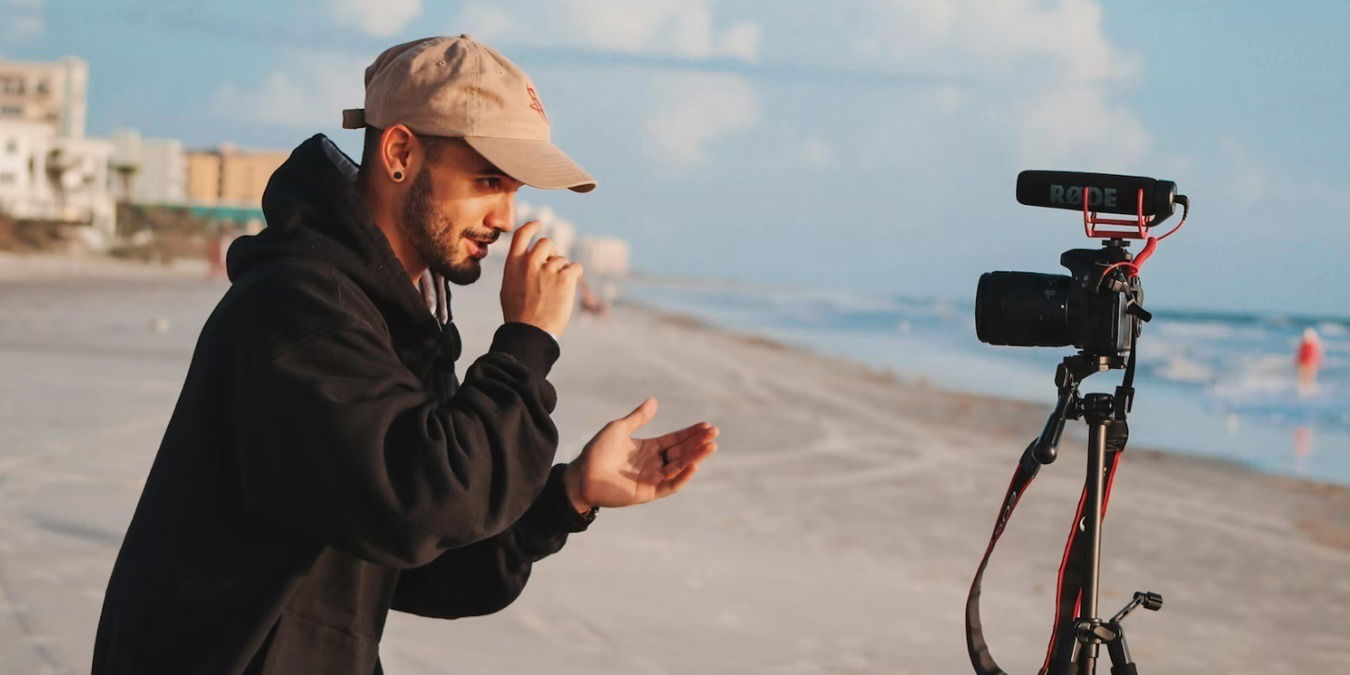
top-left (833, 0), bottom-right (1152, 170)
top-left (718, 20), bottom-right (762, 63)
top-left (458, 0), bottom-right (762, 63)
top-left (1, 0), bottom-right (44, 42)
top-left (852, 0), bottom-right (1136, 84)
top-left (332, 0), bottom-right (422, 38)
top-left (1216, 138), bottom-right (1268, 205)
top-left (214, 54), bottom-right (367, 130)
top-left (800, 138), bottom-right (836, 169)
top-left (644, 72), bottom-right (759, 167)
top-left (4, 14), bottom-right (41, 37)
top-left (1014, 85), bottom-right (1152, 168)
top-left (455, 1), bottom-right (765, 168)
top-left (234, 1), bottom-right (1153, 178)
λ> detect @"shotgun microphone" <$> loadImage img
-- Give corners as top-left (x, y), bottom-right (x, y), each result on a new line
top-left (1016, 170), bottom-right (1179, 224)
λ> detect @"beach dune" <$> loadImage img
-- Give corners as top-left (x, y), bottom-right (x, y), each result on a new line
top-left (0, 256), bottom-right (1346, 674)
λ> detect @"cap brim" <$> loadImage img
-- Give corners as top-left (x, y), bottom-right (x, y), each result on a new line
top-left (463, 137), bottom-right (597, 193)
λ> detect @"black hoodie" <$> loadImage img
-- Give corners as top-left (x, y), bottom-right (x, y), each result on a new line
top-left (93, 135), bottom-right (590, 674)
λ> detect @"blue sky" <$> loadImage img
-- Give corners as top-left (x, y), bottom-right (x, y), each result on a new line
top-left (3, 0), bottom-right (1347, 317)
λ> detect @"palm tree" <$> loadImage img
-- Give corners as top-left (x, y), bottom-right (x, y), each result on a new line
top-left (45, 147), bottom-right (68, 221)
top-left (112, 162), bottom-right (139, 203)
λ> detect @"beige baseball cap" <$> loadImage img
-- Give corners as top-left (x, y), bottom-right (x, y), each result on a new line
top-left (343, 35), bottom-right (596, 193)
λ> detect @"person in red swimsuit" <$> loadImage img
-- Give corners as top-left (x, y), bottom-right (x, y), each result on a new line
top-left (1296, 327), bottom-right (1324, 397)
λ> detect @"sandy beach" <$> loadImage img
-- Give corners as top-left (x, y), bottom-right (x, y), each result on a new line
top-left (1, 254), bottom-right (1347, 674)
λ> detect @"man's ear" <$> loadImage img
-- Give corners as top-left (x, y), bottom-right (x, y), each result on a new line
top-left (381, 124), bottom-right (417, 183)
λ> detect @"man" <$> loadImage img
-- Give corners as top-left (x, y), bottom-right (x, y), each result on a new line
top-left (94, 35), bottom-right (718, 674)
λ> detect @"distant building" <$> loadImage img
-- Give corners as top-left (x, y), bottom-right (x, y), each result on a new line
top-left (513, 201), bottom-right (630, 281)
top-left (109, 129), bottom-right (186, 204)
top-left (575, 236), bottom-right (631, 278)
top-left (0, 56), bottom-right (88, 138)
top-left (0, 119), bottom-right (115, 245)
top-left (0, 56), bottom-right (116, 248)
top-left (186, 143), bottom-right (288, 206)
top-left (516, 203), bottom-right (576, 257)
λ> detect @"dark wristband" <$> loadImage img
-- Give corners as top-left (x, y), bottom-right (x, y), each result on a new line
top-left (541, 463), bottom-right (595, 532)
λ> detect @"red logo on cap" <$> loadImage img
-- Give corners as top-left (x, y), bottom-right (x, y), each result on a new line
top-left (526, 86), bottom-right (548, 123)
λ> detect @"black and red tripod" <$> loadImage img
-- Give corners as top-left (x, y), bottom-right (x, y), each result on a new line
top-left (967, 173), bottom-right (1190, 675)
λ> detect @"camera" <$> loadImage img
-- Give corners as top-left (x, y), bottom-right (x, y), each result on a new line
top-left (974, 170), bottom-right (1185, 358)
top-left (976, 246), bottom-right (1142, 356)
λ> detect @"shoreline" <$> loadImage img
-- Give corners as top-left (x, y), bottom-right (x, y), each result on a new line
top-left (2, 247), bottom-right (1343, 492)
top-left (623, 296), bottom-right (1350, 496)
top-left (2, 248), bottom-right (1343, 494)
top-left (627, 270), bottom-right (1350, 338)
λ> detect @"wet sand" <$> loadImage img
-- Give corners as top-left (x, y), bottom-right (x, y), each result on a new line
top-left (1, 254), bottom-right (1346, 674)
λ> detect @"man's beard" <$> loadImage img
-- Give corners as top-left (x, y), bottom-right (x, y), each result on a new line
top-left (400, 167), bottom-right (481, 286)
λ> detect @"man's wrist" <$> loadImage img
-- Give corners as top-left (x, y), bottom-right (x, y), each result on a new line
top-left (563, 462), bottom-right (594, 516)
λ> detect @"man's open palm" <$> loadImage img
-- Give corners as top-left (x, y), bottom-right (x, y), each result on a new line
top-left (566, 398), bottom-right (718, 511)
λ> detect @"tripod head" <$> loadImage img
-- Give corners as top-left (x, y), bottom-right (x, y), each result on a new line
top-left (1031, 352), bottom-right (1132, 465)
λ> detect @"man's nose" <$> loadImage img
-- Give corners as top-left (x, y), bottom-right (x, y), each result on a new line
top-left (487, 198), bottom-right (516, 233)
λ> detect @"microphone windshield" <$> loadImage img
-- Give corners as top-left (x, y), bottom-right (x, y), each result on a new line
top-left (1016, 170), bottom-right (1177, 221)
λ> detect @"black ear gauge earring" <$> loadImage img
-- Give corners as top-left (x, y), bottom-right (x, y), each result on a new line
top-left (393, 171), bottom-right (404, 181)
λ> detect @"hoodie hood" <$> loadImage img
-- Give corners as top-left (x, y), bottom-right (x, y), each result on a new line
top-left (227, 134), bottom-right (450, 329)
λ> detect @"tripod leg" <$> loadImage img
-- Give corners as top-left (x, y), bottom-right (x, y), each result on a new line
top-left (1078, 401), bottom-right (1113, 675)
top-left (1071, 399), bottom-right (1115, 675)
top-left (1076, 645), bottom-right (1098, 675)
top-left (1083, 418), bottom-right (1107, 623)
top-left (1106, 627), bottom-right (1137, 675)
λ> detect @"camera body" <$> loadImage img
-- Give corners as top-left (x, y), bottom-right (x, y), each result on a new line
top-left (976, 243), bottom-right (1142, 357)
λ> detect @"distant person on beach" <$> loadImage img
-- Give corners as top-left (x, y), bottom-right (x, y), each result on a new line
top-left (578, 276), bottom-right (611, 318)
top-left (1296, 327), bottom-right (1324, 397)
top-left (204, 228), bottom-right (236, 279)
top-left (94, 35), bottom-right (718, 674)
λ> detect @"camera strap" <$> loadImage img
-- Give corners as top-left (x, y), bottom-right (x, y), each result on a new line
top-left (966, 344), bottom-right (1136, 675)
top-left (965, 442), bottom-right (1042, 675)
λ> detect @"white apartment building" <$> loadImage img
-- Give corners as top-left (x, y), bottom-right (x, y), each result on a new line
top-left (0, 56), bottom-right (120, 247)
top-left (0, 56), bottom-right (88, 138)
top-left (0, 119), bottom-right (116, 245)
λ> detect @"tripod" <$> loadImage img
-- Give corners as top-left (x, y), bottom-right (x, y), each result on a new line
top-left (1033, 353), bottom-right (1163, 675)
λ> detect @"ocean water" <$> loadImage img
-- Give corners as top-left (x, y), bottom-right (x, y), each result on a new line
top-left (625, 277), bottom-right (1350, 487)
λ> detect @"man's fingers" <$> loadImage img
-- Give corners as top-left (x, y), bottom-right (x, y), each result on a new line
top-left (542, 255), bottom-right (570, 273)
top-left (648, 422), bottom-right (714, 449)
top-left (528, 237), bottom-right (555, 265)
top-left (665, 429), bottom-right (717, 461)
top-left (662, 440), bottom-right (716, 478)
top-left (508, 220), bottom-right (541, 261)
top-left (616, 397), bottom-right (658, 433)
top-left (657, 463), bottom-right (699, 498)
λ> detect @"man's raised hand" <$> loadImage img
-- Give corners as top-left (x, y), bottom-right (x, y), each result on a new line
top-left (500, 220), bottom-right (583, 337)
top-left (563, 398), bottom-right (719, 513)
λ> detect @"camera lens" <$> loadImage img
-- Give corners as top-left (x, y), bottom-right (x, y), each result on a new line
top-left (976, 272), bottom-right (1072, 347)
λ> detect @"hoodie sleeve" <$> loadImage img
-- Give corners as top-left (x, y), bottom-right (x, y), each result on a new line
top-left (229, 271), bottom-right (563, 569)
top-left (390, 463), bottom-right (594, 619)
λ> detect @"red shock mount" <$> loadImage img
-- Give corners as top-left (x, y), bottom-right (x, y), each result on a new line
top-left (1083, 187), bottom-right (1187, 284)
